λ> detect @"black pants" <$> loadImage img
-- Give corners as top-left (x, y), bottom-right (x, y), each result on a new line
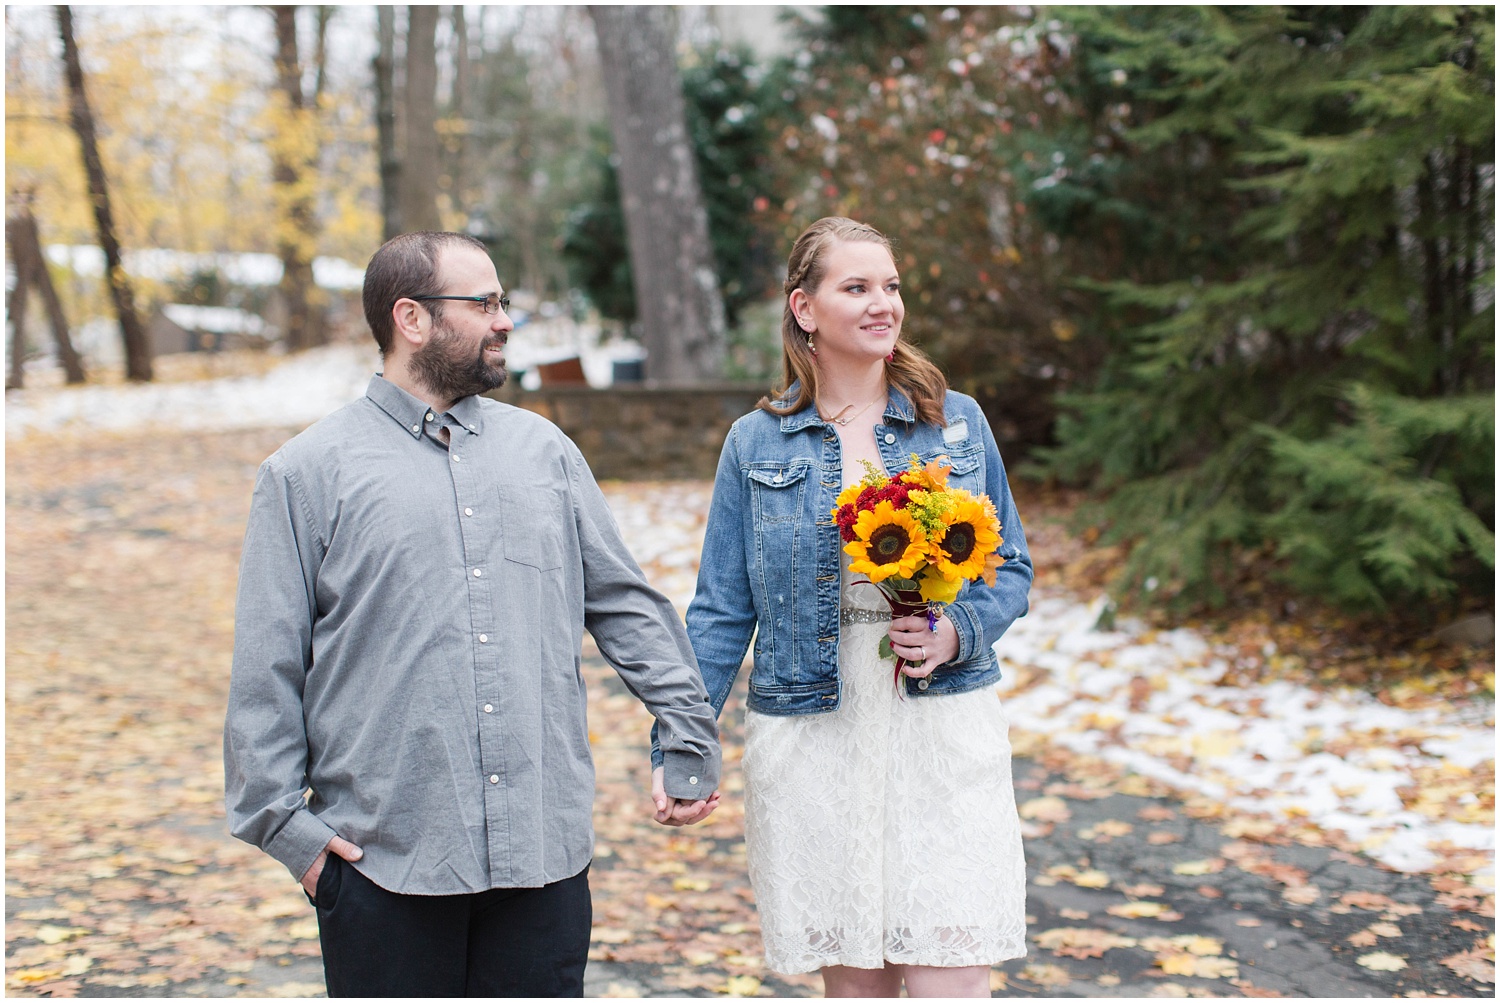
top-left (313, 855), bottom-right (591, 997)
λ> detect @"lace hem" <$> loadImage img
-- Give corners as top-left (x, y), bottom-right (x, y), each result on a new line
top-left (762, 926), bottom-right (1028, 975)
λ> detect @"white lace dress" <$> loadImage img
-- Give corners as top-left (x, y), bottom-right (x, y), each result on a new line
top-left (741, 553), bottom-right (1029, 974)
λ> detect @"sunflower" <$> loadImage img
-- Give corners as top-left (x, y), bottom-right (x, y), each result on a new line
top-left (845, 502), bottom-right (930, 582)
top-left (929, 494), bottom-right (1001, 582)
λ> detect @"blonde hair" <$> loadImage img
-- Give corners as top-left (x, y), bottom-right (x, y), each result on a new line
top-left (760, 217), bottom-right (948, 426)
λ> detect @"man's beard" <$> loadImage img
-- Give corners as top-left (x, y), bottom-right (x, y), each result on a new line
top-left (409, 319), bottom-right (508, 402)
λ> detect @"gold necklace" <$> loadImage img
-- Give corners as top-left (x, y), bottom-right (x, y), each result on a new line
top-left (819, 392), bottom-right (885, 426)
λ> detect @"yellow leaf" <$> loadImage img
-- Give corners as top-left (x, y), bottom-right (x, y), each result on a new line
top-left (1109, 901), bottom-right (1167, 919)
top-left (1357, 952), bottom-right (1409, 972)
top-left (14, 968), bottom-right (62, 984)
top-left (684, 951), bottom-right (718, 967)
top-left (1172, 859), bottom-right (1219, 876)
top-left (1191, 731), bottom-right (1242, 758)
top-left (287, 919), bottom-right (319, 940)
top-left (721, 974), bottom-right (761, 996)
top-left (673, 877), bottom-right (711, 892)
top-left (1368, 922), bottom-right (1402, 938)
top-left (1019, 796), bottom-right (1071, 823)
top-left (1192, 956), bottom-right (1239, 979)
top-left (1073, 869), bottom-right (1111, 889)
top-left (61, 955), bottom-right (92, 976)
top-left (591, 927), bottom-right (633, 945)
top-left (1179, 935), bottom-right (1224, 956)
top-left (34, 925), bottom-right (90, 945)
top-left (1159, 953), bottom-right (1197, 976)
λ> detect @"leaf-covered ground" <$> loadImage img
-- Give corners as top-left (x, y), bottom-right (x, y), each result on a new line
top-left (6, 427), bottom-right (1493, 998)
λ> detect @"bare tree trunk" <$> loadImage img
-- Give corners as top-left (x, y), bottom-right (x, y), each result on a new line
top-left (450, 4), bottom-right (470, 214)
top-left (313, 5), bottom-right (331, 102)
top-left (8, 204), bottom-right (85, 384)
top-left (56, 4), bottom-right (152, 381)
top-left (399, 5), bottom-right (442, 233)
top-left (270, 5), bottom-right (324, 351)
top-left (587, 5), bottom-right (725, 383)
top-left (374, 5), bottom-right (401, 240)
top-left (7, 239), bottom-right (30, 390)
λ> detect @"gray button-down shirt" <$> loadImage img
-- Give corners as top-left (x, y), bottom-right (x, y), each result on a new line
top-left (224, 376), bottom-right (720, 894)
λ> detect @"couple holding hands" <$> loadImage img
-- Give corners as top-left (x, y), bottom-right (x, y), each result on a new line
top-left (225, 217), bottom-right (1032, 998)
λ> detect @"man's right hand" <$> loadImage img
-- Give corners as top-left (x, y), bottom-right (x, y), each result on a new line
top-left (300, 834), bottom-right (364, 900)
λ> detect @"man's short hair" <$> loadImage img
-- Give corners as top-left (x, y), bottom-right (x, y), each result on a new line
top-left (362, 231), bottom-right (489, 355)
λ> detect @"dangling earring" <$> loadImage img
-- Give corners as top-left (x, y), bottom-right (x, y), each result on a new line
top-left (806, 332), bottom-right (817, 355)
top-left (886, 348), bottom-right (895, 363)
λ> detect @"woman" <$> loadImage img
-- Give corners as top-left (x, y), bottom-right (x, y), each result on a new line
top-left (677, 217), bottom-right (1032, 997)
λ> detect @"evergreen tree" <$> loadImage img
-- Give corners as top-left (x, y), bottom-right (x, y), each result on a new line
top-left (1036, 6), bottom-right (1494, 616)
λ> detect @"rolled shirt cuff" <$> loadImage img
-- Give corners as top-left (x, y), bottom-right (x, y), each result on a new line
top-left (661, 748), bottom-right (718, 801)
top-left (266, 807), bottom-right (340, 883)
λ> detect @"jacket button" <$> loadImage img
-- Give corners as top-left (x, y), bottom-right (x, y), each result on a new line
top-left (917, 678), bottom-right (930, 690)
top-left (773, 472), bottom-right (783, 482)
top-left (884, 433), bottom-right (896, 444)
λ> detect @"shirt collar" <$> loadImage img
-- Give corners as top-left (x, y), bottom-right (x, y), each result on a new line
top-left (775, 380), bottom-right (916, 433)
top-left (365, 375), bottom-right (486, 438)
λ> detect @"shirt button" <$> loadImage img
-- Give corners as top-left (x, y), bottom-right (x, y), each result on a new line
top-left (467, 424), bottom-right (475, 431)
top-left (426, 413), bottom-right (435, 422)
top-left (473, 568), bottom-right (482, 577)
top-left (411, 424), bottom-right (419, 433)
top-left (464, 507), bottom-right (473, 516)
top-left (452, 454), bottom-right (461, 462)
top-left (917, 678), bottom-right (930, 690)
top-left (688, 776), bottom-right (699, 785)
top-left (478, 633), bottom-right (488, 643)
top-left (483, 704), bottom-right (494, 713)
top-left (884, 432), bottom-right (896, 444)
top-left (773, 472), bottom-right (783, 483)
top-left (488, 775), bottom-right (499, 784)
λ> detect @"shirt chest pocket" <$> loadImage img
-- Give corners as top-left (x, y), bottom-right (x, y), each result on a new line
top-left (499, 486), bottom-right (565, 571)
top-left (746, 463), bottom-right (812, 525)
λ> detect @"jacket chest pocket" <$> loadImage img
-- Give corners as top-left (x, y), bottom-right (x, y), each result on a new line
top-left (499, 486), bottom-right (565, 571)
top-left (746, 463), bottom-right (812, 525)
top-left (922, 443), bottom-right (983, 493)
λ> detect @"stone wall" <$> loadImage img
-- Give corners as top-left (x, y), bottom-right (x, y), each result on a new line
top-left (487, 383), bottom-right (769, 480)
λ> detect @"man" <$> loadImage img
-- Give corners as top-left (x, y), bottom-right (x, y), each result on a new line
top-left (224, 231), bottom-right (721, 997)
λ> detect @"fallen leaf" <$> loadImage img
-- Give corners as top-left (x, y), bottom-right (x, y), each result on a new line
top-left (1035, 927), bottom-right (1138, 959)
top-left (1138, 805), bottom-right (1177, 822)
top-left (1018, 963), bottom-right (1071, 987)
top-left (720, 974), bottom-right (761, 996)
top-left (1356, 952), bottom-right (1408, 972)
top-left (1148, 831), bottom-right (1184, 845)
top-left (1347, 930), bottom-right (1379, 948)
top-left (265, 983), bottom-right (328, 998)
top-left (1368, 922), bottom-right (1402, 938)
top-left (1452, 918), bottom-right (1487, 932)
top-left (1173, 859), bottom-right (1224, 876)
top-left (1109, 901), bottom-right (1169, 919)
top-left (1440, 948), bottom-right (1496, 984)
top-left (1122, 883), bottom-right (1166, 897)
top-left (672, 877), bottom-right (711, 892)
top-left (1019, 796), bottom-right (1071, 823)
top-left (591, 927), bottom-right (633, 945)
top-left (1281, 885), bottom-right (1321, 905)
top-left (35, 925), bottom-right (91, 945)
top-left (1058, 908), bottom-right (1090, 920)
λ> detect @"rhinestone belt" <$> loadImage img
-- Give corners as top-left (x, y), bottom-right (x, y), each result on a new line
top-left (840, 607), bottom-right (892, 625)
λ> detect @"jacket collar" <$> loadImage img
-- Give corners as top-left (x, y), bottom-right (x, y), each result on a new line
top-left (775, 380), bottom-right (917, 433)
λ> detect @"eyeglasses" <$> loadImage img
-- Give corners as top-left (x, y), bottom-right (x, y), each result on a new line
top-left (409, 292), bottom-right (510, 314)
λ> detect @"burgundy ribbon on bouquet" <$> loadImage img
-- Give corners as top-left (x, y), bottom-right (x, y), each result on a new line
top-left (858, 582), bottom-right (939, 696)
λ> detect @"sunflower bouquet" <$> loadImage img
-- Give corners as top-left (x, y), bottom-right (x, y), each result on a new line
top-left (833, 455), bottom-right (1006, 687)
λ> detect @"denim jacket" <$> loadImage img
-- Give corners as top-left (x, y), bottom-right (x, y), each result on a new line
top-left (677, 385), bottom-right (1032, 734)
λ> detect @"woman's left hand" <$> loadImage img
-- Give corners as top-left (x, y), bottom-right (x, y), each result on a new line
top-left (888, 611), bottom-right (959, 678)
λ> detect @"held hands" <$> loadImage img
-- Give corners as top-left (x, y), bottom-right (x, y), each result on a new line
top-left (651, 766), bottom-right (721, 827)
top-left (299, 834), bottom-right (364, 899)
top-left (888, 611), bottom-right (960, 679)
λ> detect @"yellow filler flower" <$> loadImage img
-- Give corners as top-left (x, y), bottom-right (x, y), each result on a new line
top-left (845, 502), bottom-right (930, 582)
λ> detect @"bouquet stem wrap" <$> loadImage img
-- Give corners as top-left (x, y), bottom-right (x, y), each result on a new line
top-left (860, 580), bottom-right (939, 696)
